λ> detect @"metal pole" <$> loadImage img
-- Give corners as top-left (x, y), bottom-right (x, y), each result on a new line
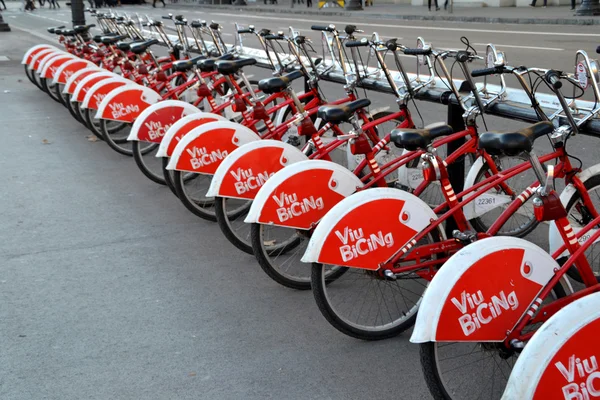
top-left (0, 12), bottom-right (11, 32)
top-left (576, 0), bottom-right (600, 15)
top-left (71, 0), bottom-right (86, 26)
top-left (444, 102), bottom-right (465, 237)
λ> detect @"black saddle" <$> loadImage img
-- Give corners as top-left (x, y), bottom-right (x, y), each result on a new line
top-left (60, 29), bottom-right (76, 37)
top-left (116, 39), bottom-right (145, 52)
top-left (172, 55), bottom-right (207, 73)
top-left (101, 35), bottom-right (127, 45)
top-left (317, 99), bottom-right (371, 124)
top-left (197, 53), bottom-right (234, 73)
top-left (216, 58), bottom-right (257, 75)
top-left (73, 24), bottom-right (95, 34)
top-left (478, 121), bottom-right (554, 156)
top-left (129, 39), bottom-right (160, 55)
top-left (258, 70), bottom-right (304, 94)
top-left (390, 123), bottom-right (453, 151)
top-left (47, 26), bottom-right (65, 34)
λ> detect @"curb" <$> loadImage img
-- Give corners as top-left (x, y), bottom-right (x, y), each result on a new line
top-left (185, 3), bottom-right (600, 25)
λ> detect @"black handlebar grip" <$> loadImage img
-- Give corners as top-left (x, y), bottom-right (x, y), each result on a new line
top-left (403, 47), bottom-right (431, 56)
top-left (264, 34), bottom-right (284, 40)
top-left (596, 45), bottom-right (600, 54)
top-left (311, 25), bottom-right (333, 32)
top-left (345, 25), bottom-right (356, 35)
top-left (209, 22), bottom-right (220, 30)
top-left (471, 67), bottom-right (501, 78)
top-left (546, 70), bottom-right (563, 89)
top-left (345, 40), bottom-right (368, 48)
top-left (294, 35), bottom-right (306, 45)
top-left (162, 15), bottom-right (171, 19)
top-left (237, 28), bottom-right (252, 34)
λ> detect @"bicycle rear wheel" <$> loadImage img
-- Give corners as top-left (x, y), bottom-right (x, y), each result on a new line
top-left (173, 170), bottom-right (216, 221)
top-left (132, 141), bottom-right (163, 184)
top-left (311, 226), bottom-right (442, 340)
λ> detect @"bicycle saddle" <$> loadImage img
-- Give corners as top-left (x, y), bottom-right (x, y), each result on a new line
top-left (61, 29), bottom-right (76, 37)
top-left (258, 70), bottom-right (304, 94)
top-left (197, 53), bottom-right (234, 73)
top-left (390, 122), bottom-right (453, 151)
top-left (129, 39), bottom-right (160, 55)
top-left (101, 35), bottom-right (128, 45)
top-left (117, 39), bottom-right (144, 52)
top-left (74, 24), bottom-right (95, 34)
top-left (216, 58), bottom-right (257, 75)
top-left (317, 98), bottom-right (371, 124)
top-left (478, 121), bottom-right (554, 156)
top-left (172, 55), bottom-right (206, 72)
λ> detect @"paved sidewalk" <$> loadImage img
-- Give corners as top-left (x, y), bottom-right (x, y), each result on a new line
top-left (2, 0), bottom-right (598, 24)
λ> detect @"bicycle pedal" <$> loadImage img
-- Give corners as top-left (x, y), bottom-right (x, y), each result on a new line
top-left (509, 339), bottom-right (525, 353)
top-left (452, 230), bottom-right (477, 244)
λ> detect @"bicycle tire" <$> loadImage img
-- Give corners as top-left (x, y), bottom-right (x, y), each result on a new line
top-left (162, 157), bottom-right (179, 197)
top-left (132, 140), bottom-right (165, 185)
top-left (24, 64), bottom-right (36, 86)
top-left (563, 174), bottom-right (600, 283)
top-left (173, 170), bottom-right (217, 221)
top-left (40, 77), bottom-right (62, 103)
top-left (84, 108), bottom-right (105, 140)
top-left (53, 82), bottom-right (68, 106)
top-left (214, 197), bottom-right (254, 254)
top-left (310, 226), bottom-right (443, 340)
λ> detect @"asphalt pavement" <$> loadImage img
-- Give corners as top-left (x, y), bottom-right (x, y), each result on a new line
top-left (2, 5), bottom-right (600, 400)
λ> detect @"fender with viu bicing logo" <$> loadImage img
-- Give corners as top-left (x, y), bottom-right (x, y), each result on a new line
top-left (502, 291), bottom-right (600, 400)
top-left (206, 140), bottom-right (308, 200)
top-left (127, 100), bottom-right (201, 143)
top-left (301, 187), bottom-right (436, 270)
top-left (409, 236), bottom-right (558, 343)
top-left (156, 112), bottom-right (228, 159)
top-left (166, 121), bottom-right (261, 175)
top-left (95, 84), bottom-right (162, 123)
top-left (244, 160), bottom-right (364, 230)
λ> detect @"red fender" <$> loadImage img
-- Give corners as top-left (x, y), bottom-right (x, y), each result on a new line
top-left (410, 237), bottom-right (558, 343)
top-left (95, 85), bottom-right (162, 122)
top-left (504, 292), bottom-right (600, 400)
top-left (22, 45), bottom-right (57, 65)
top-left (301, 187), bottom-right (437, 269)
top-left (27, 47), bottom-right (60, 71)
top-left (79, 76), bottom-right (127, 108)
top-left (73, 72), bottom-right (119, 104)
top-left (244, 160), bottom-right (364, 230)
top-left (40, 53), bottom-right (75, 78)
top-left (64, 67), bottom-right (102, 96)
top-left (156, 113), bottom-right (228, 158)
top-left (31, 50), bottom-right (62, 73)
top-left (167, 121), bottom-right (260, 175)
top-left (206, 140), bottom-right (308, 200)
top-left (127, 100), bottom-right (201, 143)
top-left (52, 59), bottom-right (95, 85)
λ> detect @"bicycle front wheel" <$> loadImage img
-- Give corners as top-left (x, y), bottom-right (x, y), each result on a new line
top-left (172, 170), bottom-right (216, 221)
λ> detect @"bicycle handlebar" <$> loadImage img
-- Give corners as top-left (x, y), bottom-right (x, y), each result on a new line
top-left (403, 47), bottom-right (432, 56)
top-left (311, 25), bottom-right (335, 32)
top-left (471, 66), bottom-right (504, 78)
top-left (345, 40), bottom-right (368, 48)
